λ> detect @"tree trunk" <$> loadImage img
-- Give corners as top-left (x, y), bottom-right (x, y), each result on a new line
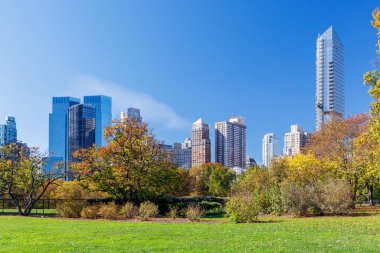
top-left (368, 184), bottom-right (375, 206)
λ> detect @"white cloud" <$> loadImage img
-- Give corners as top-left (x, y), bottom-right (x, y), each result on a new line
top-left (65, 74), bottom-right (191, 129)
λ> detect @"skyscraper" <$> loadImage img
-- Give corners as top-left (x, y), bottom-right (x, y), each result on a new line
top-left (262, 133), bottom-right (279, 168)
top-left (49, 97), bottom-right (80, 165)
top-left (283, 125), bottom-right (307, 156)
top-left (191, 119), bottom-right (211, 167)
top-left (316, 26), bottom-right (344, 131)
top-left (121, 107), bottom-right (142, 122)
top-left (215, 116), bottom-right (246, 169)
top-left (173, 138), bottom-right (192, 169)
top-left (83, 96), bottom-right (112, 147)
top-left (68, 104), bottom-right (96, 167)
top-left (0, 116), bottom-right (17, 146)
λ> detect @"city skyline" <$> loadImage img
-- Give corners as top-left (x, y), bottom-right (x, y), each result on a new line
top-left (0, 1), bottom-right (377, 164)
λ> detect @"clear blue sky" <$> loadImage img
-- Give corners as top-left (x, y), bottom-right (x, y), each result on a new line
top-left (0, 1), bottom-right (378, 163)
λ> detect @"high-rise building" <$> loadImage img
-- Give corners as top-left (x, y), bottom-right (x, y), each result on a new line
top-left (68, 104), bottom-right (96, 167)
top-left (0, 116), bottom-right (17, 146)
top-left (215, 116), bottom-right (246, 169)
top-left (283, 125), bottom-right (307, 156)
top-left (316, 26), bottom-right (344, 131)
top-left (173, 138), bottom-right (192, 169)
top-left (121, 108), bottom-right (142, 123)
top-left (246, 157), bottom-right (257, 168)
top-left (191, 119), bottom-right (211, 167)
top-left (84, 96), bottom-right (112, 147)
top-left (262, 133), bottom-right (279, 168)
top-left (49, 97), bottom-right (81, 165)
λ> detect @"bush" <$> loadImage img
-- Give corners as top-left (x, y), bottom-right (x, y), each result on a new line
top-left (138, 201), bottom-right (159, 221)
top-left (281, 181), bottom-right (316, 216)
top-left (319, 178), bottom-right (352, 215)
top-left (186, 205), bottom-right (204, 222)
top-left (120, 202), bottom-right (137, 219)
top-left (168, 206), bottom-right (178, 219)
top-left (225, 192), bottom-right (260, 223)
top-left (56, 200), bottom-right (87, 218)
top-left (268, 186), bottom-right (283, 216)
top-left (81, 205), bottom-right (100, 219)
top-left (98, 202), bottom-right (119, 219)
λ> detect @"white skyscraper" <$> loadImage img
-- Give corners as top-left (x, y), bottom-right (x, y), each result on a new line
top-left (215, 116), bottom-right (247, 169)
top-left (173, 138), bottom-right (192, 169)
top-left (316, 26), bottom-right (344, 130)
top-left (283, 125), bottom-right (307, 156)
top-left (262, 133), bottom-right (279, 168)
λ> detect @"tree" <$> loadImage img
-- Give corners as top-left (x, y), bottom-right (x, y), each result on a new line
top-left (354, 132), bottom-right (380, 205)
top-left (189, 163), bottom-right (235, 197)
top-left (305, 114), bottom-right (368, 203)
top-left (0, 143), bottom-right (63, 216)
top-left (72, 119), bottom-right (184, 201)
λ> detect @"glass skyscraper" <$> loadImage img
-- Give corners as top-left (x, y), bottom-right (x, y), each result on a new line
top-left (0, 116), bottom-right (17, 146)
top-left (49, 97), bottom-right (80, 166)
top-left (83, 96), bottom-right (112, 147)
top-left (316, 26), bottom-right (344, 130)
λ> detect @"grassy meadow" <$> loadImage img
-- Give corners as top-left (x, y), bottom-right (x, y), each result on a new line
top-left (0, 211), bottom-right (380, 252)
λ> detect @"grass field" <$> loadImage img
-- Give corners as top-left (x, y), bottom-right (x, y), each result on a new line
top-left (0, 213), bottom-right (380, 252)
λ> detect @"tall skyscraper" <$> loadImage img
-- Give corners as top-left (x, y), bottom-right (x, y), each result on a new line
top-left (215, 116), bottom-right (246, 169)
top-left (121, 107), bottom-right (142, 122)
top-left (173, 138), bottom-right (192, 169)
top-left (191, 119), bottom-right (211, 167)
top-left (49, 97), bottom-right (80, 165)
top-left (0, 116), bottom-right (17, 146)
top-left (68, 104), bottom-right (96, 166)
top-left (262, 133), bottom-right (279, 168)
top-left (283, 125), bottom-right (307, 156)
top-left (83, 96), bottom-right (112, 147)
top-left (316, 26), bottom-right (344, 131)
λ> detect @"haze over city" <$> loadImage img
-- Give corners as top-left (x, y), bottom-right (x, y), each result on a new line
top-left (0, 1), bottom-right (377, 163)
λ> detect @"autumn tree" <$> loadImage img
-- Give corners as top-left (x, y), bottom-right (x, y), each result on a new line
top-left (354, 132), bottom-right (380, 205)
top-left (0, 143), bottom-right (63, 216)
top-left (189, 163), bottom-right (235, 197)
top-left (72, 119), bottom-right (186, 201)
top-left (305, 114), bottom-right (368, 203)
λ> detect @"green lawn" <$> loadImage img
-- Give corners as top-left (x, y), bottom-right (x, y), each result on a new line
top-left (0, 215), bottom-right (380, 252)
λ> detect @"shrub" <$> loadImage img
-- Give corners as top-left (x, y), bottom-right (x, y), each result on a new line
top-left (98, 202), bottom-right (119, 219)
top-left (81, 205), bottom-right (100, 219)
top-left (280, 181), bottom-right (316, 216)
top-left (168, 206), bottom-right (178, 219)
top-left (186, 205), bottom-right (204, 222)
top-left (225, 192), bottom-right (260, 223)
top-left (56, 200), bottom-right (87, 218)
top-left (319, 178), bottom-right (352, 215)
top-left (138, 201), bottom-right (159, 221)
top-left (268, 186), bottom-right (283, 216)
top-left (120, 202), bottom-right (137, 219)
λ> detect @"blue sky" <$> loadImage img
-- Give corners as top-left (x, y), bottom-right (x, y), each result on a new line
top-left (0, 1), bottom-right (378, 163)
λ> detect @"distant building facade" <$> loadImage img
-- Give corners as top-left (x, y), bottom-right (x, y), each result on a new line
top-left (121, 107), bottom-right (142, 123)
top-left (84, 96), bottom-right (112, 147)
top-left (215, 116), bottom-right (246, 169)
top-left (173, 138), bottom-right (192, 169)
top-left (191, 119), bottom-right (211, 167)
top-left (0, 116), bottom-right (17, 146)
top-left (68, 104), bottom-right (96, 167)
top-left (49, 97), bottom-right (81, 167)
top-left (283, 125), bottom-right (307, 156)
top-left (246, 157), bottom-right (257, 168)
top-left (262, 133), bottom-right (279, 168)
top-left (316, 26), bottom-right (344, 130)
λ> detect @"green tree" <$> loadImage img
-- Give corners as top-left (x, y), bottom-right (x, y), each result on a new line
top-left (189, 163), bottom-right (235, 197)
top-left (0, 143), bottom-right (63, 216)
top-left (72, 119), bottom-right (185, 201)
